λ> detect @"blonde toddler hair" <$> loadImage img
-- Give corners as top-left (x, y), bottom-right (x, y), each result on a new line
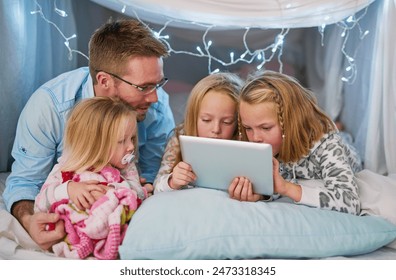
top-left (61, 96), bottom-right (137, 173)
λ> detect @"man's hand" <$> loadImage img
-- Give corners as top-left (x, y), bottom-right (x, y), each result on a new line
top-left (12, 200), bottom-right (65, 251)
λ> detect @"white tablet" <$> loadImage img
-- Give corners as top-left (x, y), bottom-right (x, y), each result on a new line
top-left (179, 135), bottom-right (274, 195)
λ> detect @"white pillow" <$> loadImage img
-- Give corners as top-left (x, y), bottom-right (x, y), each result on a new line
top-left (357, 169), bottom-right (396, 225)
top-left (356, 169), bottom-right (396, 249)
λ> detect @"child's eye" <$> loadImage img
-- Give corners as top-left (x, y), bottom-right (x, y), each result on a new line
top-left (223, 120), bottom-right (235, 125)
top-left (201, 119), bottom-right (211, 123)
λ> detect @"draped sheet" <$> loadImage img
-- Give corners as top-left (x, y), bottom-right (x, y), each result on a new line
top-left (91, 0), bottom-right (374, 28)
top-left (91, 0), bottom-right (395, 174)
top-left (0, 0), bottom-right (394, 175)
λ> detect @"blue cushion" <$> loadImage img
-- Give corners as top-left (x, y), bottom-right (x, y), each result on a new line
top-left (119, 188), bottom-right (396, 259)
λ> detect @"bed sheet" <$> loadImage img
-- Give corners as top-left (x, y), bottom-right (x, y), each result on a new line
top-left (1, 171), bottom-right (395, 260)
top-left (0, 172), bottom-right (63, 260)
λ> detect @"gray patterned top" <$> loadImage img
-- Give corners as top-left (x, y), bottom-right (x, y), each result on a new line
top-left (280, 131), bottom-right (362, 215)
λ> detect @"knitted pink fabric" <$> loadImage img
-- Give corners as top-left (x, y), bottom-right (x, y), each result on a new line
top-left (51, 187), bottom-right (139, 259)
top-left (50, 166), bottom-right (143, 259)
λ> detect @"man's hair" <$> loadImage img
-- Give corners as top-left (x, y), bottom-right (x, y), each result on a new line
top-left (89, 18), bottom-right (168, 83)
top-left (61, 96), bottom-right (137, 173)
top-left (239, 70), bottom-right (336, 163)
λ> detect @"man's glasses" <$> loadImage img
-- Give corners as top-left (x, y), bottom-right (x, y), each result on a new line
top-left (96, 69), bottom-right (168, 95)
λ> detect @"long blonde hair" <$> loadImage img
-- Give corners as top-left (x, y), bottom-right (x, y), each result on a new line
top-left (61, 96), bottom-right (137, 173)
top-left (239, 70), bottom-right (336, 163)
top-left (181, 72), bottom-right (242, 136)
top-left (173, 72), bottom-right (243, 165)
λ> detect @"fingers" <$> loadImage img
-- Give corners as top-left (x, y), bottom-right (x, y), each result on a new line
top-left (81, 180), bottom-right (100, 185)
top-left (77, 192), bottom-right (96, 210)
top-left (139, 177), bottom-right (147, 185)
top-left (271, 157), bottom-right (285, 194)
top-left (35, 212), bottom-right (58, 229)
top-left (30, 212), bottom-right (66, 250)
top-left (40, 219), bottom-right (66, 250)
top-left (228, 177), bottom-right (256, 202)
top-left (143, 183), bottom-right (154, 194)
top-left (90, 190), bottom-right (106, 201)
top-left (234, 177), bottom-right (250, 200)
top-left (272, 157), bottom-right (281, 177)
top-left (171, 162), bottom-right (196, 189)
top-left (88, 184), bottom-right (108, 194)
top-left (75, 189), bottom-right (97, 210)
top-left (70, 182), bottom-right (107, 210)
top-left (228, 177), bottom-right (239, 197)
top-left (177, 161), bottom-right (192, 170)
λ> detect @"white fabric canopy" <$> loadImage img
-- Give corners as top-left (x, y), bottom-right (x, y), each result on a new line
top-left (92, 0), bottom-right (375, 29)
top-left (88, 0), bottom-right (395, 175)
top-left (1, 0), bottom-right (394, 175)
top-left (364, 0), bottom-right (396, 174)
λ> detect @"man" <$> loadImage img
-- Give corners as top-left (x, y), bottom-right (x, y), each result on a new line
top-left (3, 19), bottom-right (175, 250)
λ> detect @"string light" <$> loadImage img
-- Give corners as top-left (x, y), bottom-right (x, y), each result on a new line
top-left (337, 6), bottom-right (369, 84)
top-left (32, 0), bottom-right (88, 61)
top-left (54, 0), bottom-right (67, 17)
top-left (31, 1), bottom-right (370, 82)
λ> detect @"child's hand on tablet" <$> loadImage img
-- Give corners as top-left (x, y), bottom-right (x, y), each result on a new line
top-left (228, 176), bottom-right (263, 202)
top-left (168, 161), bottom-right (197, 189)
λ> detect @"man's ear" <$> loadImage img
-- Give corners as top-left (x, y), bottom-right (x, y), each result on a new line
top-left (96, 71), bottom-right (112, 89)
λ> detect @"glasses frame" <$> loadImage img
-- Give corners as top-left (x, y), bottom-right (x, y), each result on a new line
top-left (96, 69), bottom-right (168, 95)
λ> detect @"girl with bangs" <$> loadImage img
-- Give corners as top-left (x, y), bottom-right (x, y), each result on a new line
top-left (34, 97), bottom-right (147, 259)
top-left (154, 72), bottom-right (243, 193)
top-left (229, 70), bottom-right (362, 215)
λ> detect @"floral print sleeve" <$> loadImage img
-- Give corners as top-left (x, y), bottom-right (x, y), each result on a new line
top-left (153, 134), bottom-right (180, 193)
top-left (34, 162), bottom-right (66, 213)
top-left (280, 133), bottom-right (360, 215)
top-left (120, 162), bottom-right (147, 200)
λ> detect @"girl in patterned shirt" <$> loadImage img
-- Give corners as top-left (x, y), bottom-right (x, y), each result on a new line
top-left (154, 72), bottom-right (243, 193)
top-left (229, 70), bottom-right (362, 215)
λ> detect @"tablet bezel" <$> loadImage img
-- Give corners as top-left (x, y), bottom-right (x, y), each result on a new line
top-left (179, 135), bottom-right (274, 195)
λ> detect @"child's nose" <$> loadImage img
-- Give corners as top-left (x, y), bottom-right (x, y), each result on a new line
top-left (212, 122), bottom-right (221, 134)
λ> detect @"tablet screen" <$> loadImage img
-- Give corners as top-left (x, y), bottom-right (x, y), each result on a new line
top-left (179, 135), bottom-right (273, 195)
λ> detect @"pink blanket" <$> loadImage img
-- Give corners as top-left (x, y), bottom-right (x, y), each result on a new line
top-left (48, 166), bottom-right (144, 259)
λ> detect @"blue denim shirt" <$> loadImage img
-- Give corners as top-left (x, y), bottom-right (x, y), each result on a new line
top-left (3, 67), bottom-right (175, 211)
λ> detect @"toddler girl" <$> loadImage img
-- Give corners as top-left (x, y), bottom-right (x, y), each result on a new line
top-left (34, 96), bottom-right (147, 259)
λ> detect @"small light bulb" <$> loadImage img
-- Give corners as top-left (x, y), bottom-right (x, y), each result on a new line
top-left (196, 46), bottom-right (203, 55)
top-left (55, 8), bottom-right (67, 17)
